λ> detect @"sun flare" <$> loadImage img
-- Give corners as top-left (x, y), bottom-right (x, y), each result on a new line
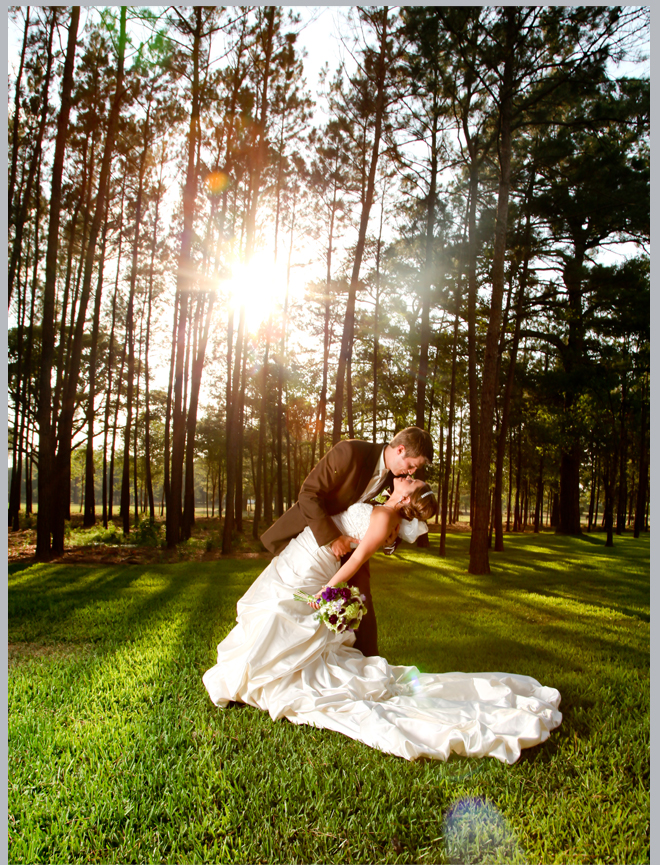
top-left (223, 251), bottom-right (306, 332)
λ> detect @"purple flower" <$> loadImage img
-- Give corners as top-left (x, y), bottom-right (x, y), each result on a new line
top-left (340, 588), bottom-right (351, 601)
top-left (328, 614), bottom-right (338, 625)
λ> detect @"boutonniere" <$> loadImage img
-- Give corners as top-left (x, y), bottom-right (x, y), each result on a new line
top-left (373, 492), bottom-right (389, 504)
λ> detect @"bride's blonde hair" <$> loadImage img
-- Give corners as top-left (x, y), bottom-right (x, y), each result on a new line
top-left (400, 482), bottom-right (438, 523)
top-left (383, 483), bottom-right (437, 556)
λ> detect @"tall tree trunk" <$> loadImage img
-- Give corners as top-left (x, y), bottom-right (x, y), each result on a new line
top-left (316, 178), bottom-right (339, 461)
top-left (465, 166), bottom-right (480, 525)
top-left (558, 439), bottom-right (582, 534)
top-left (440, 285), bottom-right (460, 556)
top-left (133, 291), bottom-right (147, 525)
top-left (217, 20), bottom-right (248, 249)
top-left (514, 427), bottom-right (522, 531)
top-left (52, 155), bottom-right (87, 429)
top-left (163, 292), bottom-right (179, 531)
top-left (346, 354), bottom-right (354, 439)
top-left (550, 489), bottom-right (559, 528)
top-left (222, 306), bottom-right (246, 553)
top-left (143, 165), bottom-right (162, 522)
top-left (109, 340), bottom-right (127, 522)
top-left (263, 426), bottom-right (272, 526)
top-left (371, 269), bottom-right (380, 443)
top-left (276, 285), bottom-right (289, 517)
top-left (616, 372), bottom-right (628, 534)
top-left (416, 104), bottom-right (439, 431)
top-left (57, 135), bottom-right (96, 420)
top-left (26, 428), bottom-right (34, 515)
top-left (283, 403), bottom-right (292, 509)
top-left (435, 417), bottom-right (444, 525)
top-left (253, 319), bottom-right (271, 540)
top-left (276, 188), bottom-right (298, 513)
top-left (18, 167), bottom-right (40, 525)
top-left (534, 455), bottom-right (544, 533)
top-left (234, 327), bottom-right (249, 532)
top-left (8, 10), bottom-right (55, 307)
top-left (506, 425), bottom-right (513, 531)
top-left (332, 8), bottom-right (389, 443)
top-left (318, 307), bottom-right (332, 460)
top-left (627, 472), bottom-right (635, 528)
top-left (453, 416), bottom-right (463, 523)
top-left (51, 7), bottom-right (126, 556)
top-left (102, 178), bottom-right (126, 527)
top-left (121, 124), bottom-right (149, 534)
top-left (603, 457), bottom-right (616, 548)
top-left (244, 6), bottom-right (276, 261)
top-left (171, 297), bottom-right (193, 537)
top-left (217, 464), bottom-right (224, 522)
top-left (9, 6), bottom-right (30, 226)
top-left (587, 449), bottom-right (596, 531)
top-left (468, 9), bottom-right (515, 575)
top-left (9, 236), bottom-right (28, 529)
top-left (168, 8), bottom-right (202, 547)
top-left (35, 6), bottom-right (79, 560)
top-left (182, 293), bottom-right (215, 538)
top-left (493, 213), bottom-right (530, 550)
top-left (557, 251), bottom-right (586, 535)
top-left (634, 382), bottom-right (648, 538)
top-left (83, 197), bottom-right (110, 527)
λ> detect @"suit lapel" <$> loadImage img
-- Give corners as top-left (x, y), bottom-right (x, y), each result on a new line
top-left (356, 442), bottom-right (387, 499)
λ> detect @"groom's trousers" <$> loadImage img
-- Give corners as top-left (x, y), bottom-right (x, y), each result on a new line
top-left (341, 553), bottom-right (378, 657)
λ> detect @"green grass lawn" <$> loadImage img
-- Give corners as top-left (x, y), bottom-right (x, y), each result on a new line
top-left (8, 531), bottom-right (649, 864)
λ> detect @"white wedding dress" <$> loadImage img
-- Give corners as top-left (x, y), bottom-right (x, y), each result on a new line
top-left (203, 503), bottom-right (562, 764)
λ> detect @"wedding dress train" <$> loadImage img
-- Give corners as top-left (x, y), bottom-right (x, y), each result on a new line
top-left (202, 503), bottom-right (562, 763)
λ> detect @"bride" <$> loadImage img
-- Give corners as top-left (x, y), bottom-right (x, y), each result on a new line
top-left (203, 477), bottom-right (562, 764)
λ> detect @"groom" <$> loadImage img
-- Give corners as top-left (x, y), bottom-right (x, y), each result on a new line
top-left (260, 427), bottom-right (433, 656)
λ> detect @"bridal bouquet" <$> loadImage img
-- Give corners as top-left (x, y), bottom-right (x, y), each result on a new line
top-left (293, 582), bottom-right (368, 633)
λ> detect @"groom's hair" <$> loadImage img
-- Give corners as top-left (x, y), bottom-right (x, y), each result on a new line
top-left (389, 427), bottom-right (433, 463)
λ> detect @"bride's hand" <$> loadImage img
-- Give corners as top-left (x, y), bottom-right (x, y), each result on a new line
top-left (308, 590), bottom-right (323, 610)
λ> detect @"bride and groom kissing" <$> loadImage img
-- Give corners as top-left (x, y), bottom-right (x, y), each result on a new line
top-left (203, 426), bottom-right (562, 764)
top-left (259, 426), bottom-right (436, 657)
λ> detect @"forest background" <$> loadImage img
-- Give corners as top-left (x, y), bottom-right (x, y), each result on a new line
top-left (7, 6), bottom-right (650, 575)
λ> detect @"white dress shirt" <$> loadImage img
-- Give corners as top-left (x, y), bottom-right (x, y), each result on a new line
top-left (359, 447), bottom-right (389, 502)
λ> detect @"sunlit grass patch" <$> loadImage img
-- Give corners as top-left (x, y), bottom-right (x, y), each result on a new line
top-left (8, 532), bottom-right (649, 864)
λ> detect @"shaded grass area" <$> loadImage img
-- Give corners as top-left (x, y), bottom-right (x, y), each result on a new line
top-left (8, 531), bottom-right (649, 864)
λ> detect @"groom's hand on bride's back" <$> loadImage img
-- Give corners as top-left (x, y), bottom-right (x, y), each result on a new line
top-left (330, 535), bottom-right (359, 559)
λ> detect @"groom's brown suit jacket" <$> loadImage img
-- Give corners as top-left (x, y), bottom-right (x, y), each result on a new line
top-left (260, 439), bottom-right (392, 656)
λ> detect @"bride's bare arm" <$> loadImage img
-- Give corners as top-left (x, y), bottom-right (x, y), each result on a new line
top-left (319, 507), bottom-right (397, 592)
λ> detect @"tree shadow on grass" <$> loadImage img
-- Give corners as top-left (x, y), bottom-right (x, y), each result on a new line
top-left (9, 565), bottom-right (146, 640)
top-left (376, 555), bottom-right (648, 697)
top-left (7, 561), bottom-right (264, 762)
top-left (9, 562), bottom-right (143, 604)
top-left (481, 535), bottom-right (648, 620)
top-left (8, 561), bottom-right (261, 652)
